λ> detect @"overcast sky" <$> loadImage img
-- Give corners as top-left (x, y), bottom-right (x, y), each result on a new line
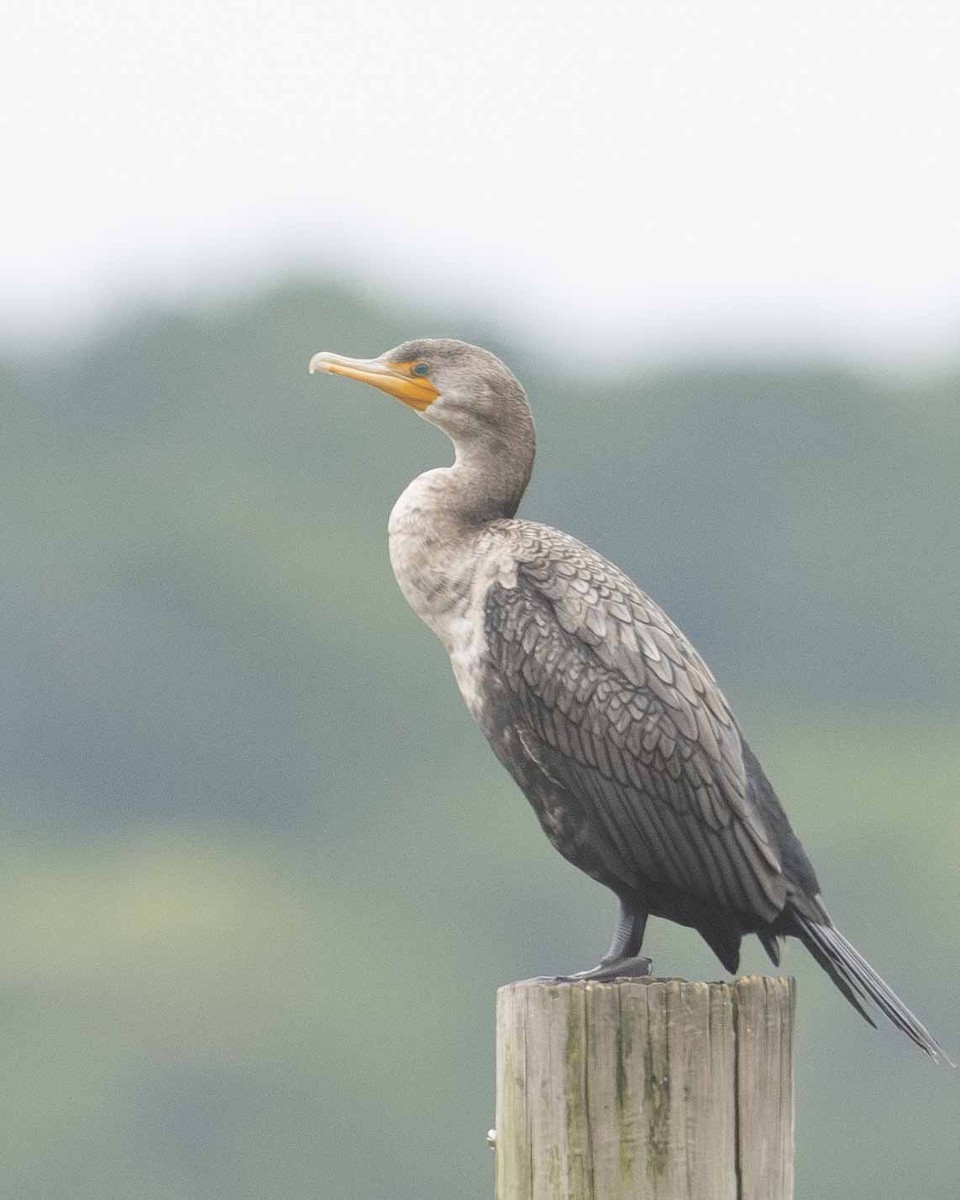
top-left (3, 1), bottom-right (958, 364)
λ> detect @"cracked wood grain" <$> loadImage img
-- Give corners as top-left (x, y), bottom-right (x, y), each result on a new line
top-left (494, 976), bottom-right (794, 1200)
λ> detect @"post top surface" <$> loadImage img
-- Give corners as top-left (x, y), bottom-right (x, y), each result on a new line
top-left (497, 973), bottom-right (795, 998)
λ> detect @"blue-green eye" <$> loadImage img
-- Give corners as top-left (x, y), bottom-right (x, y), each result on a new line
top-left (411, 362), bottom-right (430, 377)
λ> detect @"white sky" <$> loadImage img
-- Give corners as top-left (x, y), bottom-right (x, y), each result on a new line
top-left (2, 1), bottom-right (959, 364)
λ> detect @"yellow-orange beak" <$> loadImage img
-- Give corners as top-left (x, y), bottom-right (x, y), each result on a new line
top-left (308, 351), bottom-right (439, 412)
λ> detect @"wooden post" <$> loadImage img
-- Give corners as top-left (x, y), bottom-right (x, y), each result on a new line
top-left (494, 975), bottom-right (794, 1200)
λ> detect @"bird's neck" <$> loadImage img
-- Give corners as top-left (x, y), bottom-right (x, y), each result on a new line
top-left (387, 430), bottom-right (534, 632)
top-left (449, 427), bottom-right (535, 524)
top-left (394, 425), bottom-right (535, 533)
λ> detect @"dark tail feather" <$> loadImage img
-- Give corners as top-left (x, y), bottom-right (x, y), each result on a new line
top-left (758, 929), bottom-right (783, 966)
top-left (793, 910), bottom-right (953, 1067)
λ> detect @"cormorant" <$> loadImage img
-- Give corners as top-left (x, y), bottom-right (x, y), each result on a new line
top-left (309, 337), bottom-right (949, 1064)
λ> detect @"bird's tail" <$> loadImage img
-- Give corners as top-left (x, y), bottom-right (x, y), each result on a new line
top-left (792, 908), bottom-right (953, 1067)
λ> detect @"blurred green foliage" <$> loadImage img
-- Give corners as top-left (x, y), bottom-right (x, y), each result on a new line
top-left (0, 282), bottom-right (957, 1198)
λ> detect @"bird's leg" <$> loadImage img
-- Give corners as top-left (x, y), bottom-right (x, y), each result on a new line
top-left (602, 900), bottom-right (649, 962)
top-left (560, 900), bottom-right (652, 982)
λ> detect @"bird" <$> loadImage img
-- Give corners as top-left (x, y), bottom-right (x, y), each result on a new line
top-left (309, 337), bottom-right (949, 1064)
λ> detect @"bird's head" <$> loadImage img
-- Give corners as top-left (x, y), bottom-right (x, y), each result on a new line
top-left (309, 337), bottom-right (532, 447)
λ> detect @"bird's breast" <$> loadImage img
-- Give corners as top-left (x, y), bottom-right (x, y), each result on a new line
top-left (389, 531), bottom-right (496, 721)
top-left (388, 480), bottom-right (518, 721)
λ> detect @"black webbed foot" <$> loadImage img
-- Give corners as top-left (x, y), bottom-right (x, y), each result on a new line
top-left (555, 954), bottom-right (653, 982)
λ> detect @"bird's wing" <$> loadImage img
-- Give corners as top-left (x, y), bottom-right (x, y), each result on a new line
top-left (485, 523), bottom-right (786, 921)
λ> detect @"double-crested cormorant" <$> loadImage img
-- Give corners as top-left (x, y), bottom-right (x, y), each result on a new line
top-left (310, 337), bottom-right (949, 1063)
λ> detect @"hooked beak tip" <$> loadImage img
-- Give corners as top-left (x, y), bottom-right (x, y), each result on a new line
top-left (309, 352), bottom-right (333, 375)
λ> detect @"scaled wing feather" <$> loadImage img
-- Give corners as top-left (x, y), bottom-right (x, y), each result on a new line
top-left (485, 523), bottom-right (787, 922)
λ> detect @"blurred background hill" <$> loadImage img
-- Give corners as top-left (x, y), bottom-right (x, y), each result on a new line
top-left (1, 279), bottom-right (957, 1198)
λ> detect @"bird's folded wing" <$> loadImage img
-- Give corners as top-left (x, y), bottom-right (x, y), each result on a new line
top-left (485, 525), bottom-right (787, 921)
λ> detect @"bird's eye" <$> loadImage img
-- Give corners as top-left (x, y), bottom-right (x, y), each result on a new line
top-left (411, 362), bottom-right (430, 377)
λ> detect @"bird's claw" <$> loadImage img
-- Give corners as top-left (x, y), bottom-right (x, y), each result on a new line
top-left (562, 954), bottom-right (653, 982)
top-left (516, 955), bottom-right (653, 985)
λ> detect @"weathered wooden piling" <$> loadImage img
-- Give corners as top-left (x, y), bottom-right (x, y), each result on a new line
top-left (493, 975), bottom-right (794, 1200)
